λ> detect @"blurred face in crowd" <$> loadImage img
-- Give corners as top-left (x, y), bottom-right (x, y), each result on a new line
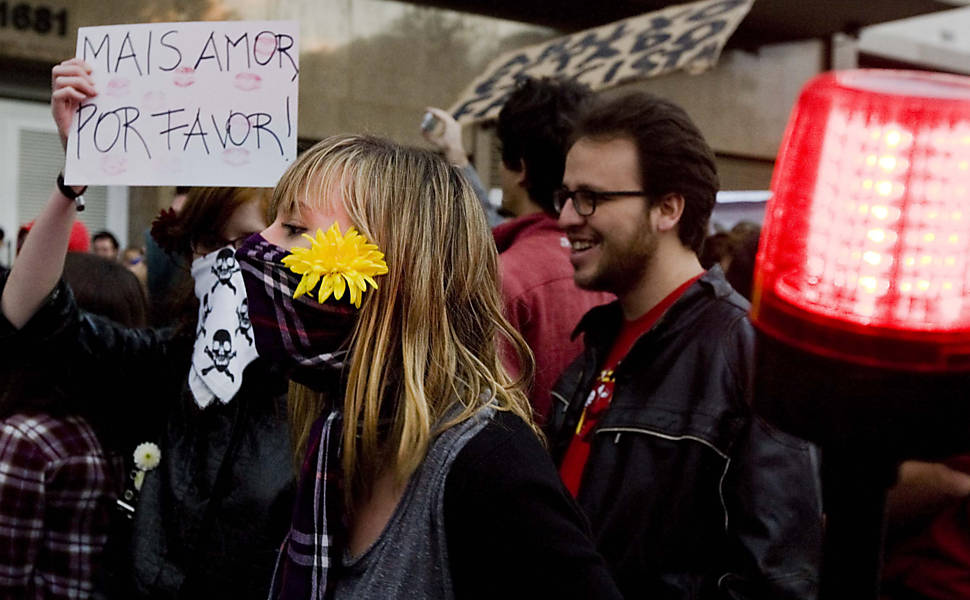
top-left (93, 238), bottom-right (119, 261)
top-left (558, 135), bottom-right (658, 297)
top-left (122, 247), bottom-right (143, 266)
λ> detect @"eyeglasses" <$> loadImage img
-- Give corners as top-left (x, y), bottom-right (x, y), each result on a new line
top-left (552, 187), bottom-right (650, 216)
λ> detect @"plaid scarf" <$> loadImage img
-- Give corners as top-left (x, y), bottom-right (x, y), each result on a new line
top-left (235, 233), bottom-right (357, 382)
top-left (267, 409), bottom-right (345, 600)
top-left (235, 234), bottom-right (355, 599)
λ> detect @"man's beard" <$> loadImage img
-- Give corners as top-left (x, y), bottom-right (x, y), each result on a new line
top-left (576, 227), bottom-right (658, 297)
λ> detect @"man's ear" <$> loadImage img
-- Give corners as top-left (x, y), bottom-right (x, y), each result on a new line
top-left (514, 158), bottom-right (528, 189)
top-left (655, 193), bottom-right (685, 233)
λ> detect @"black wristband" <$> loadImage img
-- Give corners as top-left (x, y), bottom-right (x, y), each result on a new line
top-left (56, 172), bottom-right (86, 212)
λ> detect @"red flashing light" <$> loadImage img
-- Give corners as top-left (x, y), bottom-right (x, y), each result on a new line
top-left (752, 70), bottom-right (970, 372)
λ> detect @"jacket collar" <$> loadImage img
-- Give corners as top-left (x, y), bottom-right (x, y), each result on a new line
top-left (491, 212), bottom-right (561, 253)
top-left (571, 265), bottom-right (743, 350)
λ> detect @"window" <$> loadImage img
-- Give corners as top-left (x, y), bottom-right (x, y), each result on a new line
top-left (0, 98), bottom-right (127, 264)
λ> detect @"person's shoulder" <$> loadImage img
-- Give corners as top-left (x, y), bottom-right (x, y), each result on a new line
top-left (499, 218), bottom-right (567, 259)
top-left (463, 409), bottom-right (538, 451)
top-left (701, 296), bottom-right (753, 334)
top-left (0, 413), bottom-right (66, 463)
top-left (684, 277), bottom-right (752, 337)
top-left (697, 267), bottom-right (751, 314)
top-left (451, 410), bottom-right (547, 484)
top-left (3, 412), bottom-right (58, 439)
top-left (499, 235), bottom-right (575, 298)
top-left (1, 413), bottom-right (100, 459)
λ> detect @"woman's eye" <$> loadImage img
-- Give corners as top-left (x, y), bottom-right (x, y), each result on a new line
top-left (282, 224), bottom-right (306, 237)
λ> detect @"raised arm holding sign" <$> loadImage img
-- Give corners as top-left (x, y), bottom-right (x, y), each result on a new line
top-left (1, 48), bottom-right (297, 600)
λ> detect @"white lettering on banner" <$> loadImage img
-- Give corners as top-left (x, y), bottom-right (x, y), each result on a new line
top-left (448, 0), bottom-right (753, 124)
top-left (65, 20), bottom-right (299, 187)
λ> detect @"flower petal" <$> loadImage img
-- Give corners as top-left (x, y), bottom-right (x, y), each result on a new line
top-left (333, 273), bottom-right (346, 300)
top-left (304, 271), bottom-right (321, 295)
top-left (318, 275), bottom-right (335, 304)
top-left (347, 277), bottom-right (361, 307)
top-left (293, 275), bottom-right (310, 299)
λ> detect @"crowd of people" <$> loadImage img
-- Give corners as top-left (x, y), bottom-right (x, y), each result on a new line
top-left (0, 54), bottom-right (962, 600)
top-left (3, 211), bottom-right (148, 294)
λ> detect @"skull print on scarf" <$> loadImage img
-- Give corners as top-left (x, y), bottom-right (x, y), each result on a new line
top-left (188, 245), bottom-right (259, 408)
top-left (210, 248), bottom-right (239, 294)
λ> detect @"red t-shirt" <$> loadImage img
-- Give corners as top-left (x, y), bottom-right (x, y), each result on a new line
top-left (559, 274), bottom-right (702, 497)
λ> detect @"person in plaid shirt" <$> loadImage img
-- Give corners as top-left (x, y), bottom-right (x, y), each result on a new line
top-left (0, 254), bottom-right (148, 598)
top-left (0, 412), bottom-right (111, 599)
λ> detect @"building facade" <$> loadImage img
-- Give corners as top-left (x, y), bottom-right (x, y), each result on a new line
top-left (0, 0), bottom-right (871, 262)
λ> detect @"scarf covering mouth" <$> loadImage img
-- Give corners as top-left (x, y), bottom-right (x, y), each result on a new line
top-left (188, 245), bottom-right (259, 408)
top-left (235, 233), bottom-right (358, 374)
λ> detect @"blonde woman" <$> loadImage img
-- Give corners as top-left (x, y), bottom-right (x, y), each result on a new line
top-left (234, 134), bottom-right (621, 599)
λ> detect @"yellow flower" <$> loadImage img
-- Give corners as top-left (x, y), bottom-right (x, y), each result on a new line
top-left (282, 223), bottom-right (388, 308)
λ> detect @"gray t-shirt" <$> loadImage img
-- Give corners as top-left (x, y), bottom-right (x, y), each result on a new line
top-left (333, 407), bottom-right (492, 600)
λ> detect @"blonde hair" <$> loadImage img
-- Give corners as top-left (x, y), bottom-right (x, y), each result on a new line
top-left (274, 134), bottom-right (537, 507)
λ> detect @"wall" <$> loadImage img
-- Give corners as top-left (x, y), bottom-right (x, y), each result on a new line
top-left (0, 2), bottom-right (833, 233)
top-left (627, 39), bottom-right (826, 191)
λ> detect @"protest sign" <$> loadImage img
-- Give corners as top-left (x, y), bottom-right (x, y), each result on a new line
top-left (448, 0), bottom-right (753, 124)
top-left (64, 21), bottom-right (299, 187)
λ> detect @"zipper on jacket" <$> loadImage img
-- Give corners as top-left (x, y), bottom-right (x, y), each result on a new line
top-left (596, 426), bottom-right (729, 459)
top-left (551, 389), bottom-right (570, 410)
top-left (595, 425), bottom-right (732, 531)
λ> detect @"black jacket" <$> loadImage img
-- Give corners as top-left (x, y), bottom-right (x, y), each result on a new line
top-left (547, 267), bottom-right (822, 600)
top-left (0, 274), bottom-right (294, 599)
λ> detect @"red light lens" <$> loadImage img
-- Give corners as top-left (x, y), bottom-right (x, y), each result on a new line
top-left (752, 70), bottom-right (970, 371)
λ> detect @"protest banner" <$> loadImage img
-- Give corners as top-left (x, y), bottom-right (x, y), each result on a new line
top-left (64, 20), bottom-right (298, 187)
top-left (448, 0), bottom-right (753, 124)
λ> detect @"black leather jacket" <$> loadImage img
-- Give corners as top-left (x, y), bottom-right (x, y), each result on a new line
top-left (547, 267), bottom-right (822, 600)
top-left (0, 274), bottom-right (294, 599)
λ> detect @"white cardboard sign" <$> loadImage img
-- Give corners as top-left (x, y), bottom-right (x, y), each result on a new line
top-left (65, 21), bottom-right (299, 187)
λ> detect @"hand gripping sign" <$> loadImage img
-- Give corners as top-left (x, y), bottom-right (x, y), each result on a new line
top-left (64, 21), bottom-right (299, 187)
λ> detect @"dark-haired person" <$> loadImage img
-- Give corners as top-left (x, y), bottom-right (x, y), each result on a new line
top-left (724, 222), bottom-right (761, 301)
top-left (547, 90), bottom-right (823, 599)
top-left (1, 58), bottom-right (293, 599)
top-left (92, 229), bottom-right (120, 261)
top-left (64, 251), bottom-right (148, 326)
top-left (699, 230), bottom-right (733, 271)
top-left (0, 253), bottom-right (148, 598)
top-left (424, 77), bottom-right (611, 424)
